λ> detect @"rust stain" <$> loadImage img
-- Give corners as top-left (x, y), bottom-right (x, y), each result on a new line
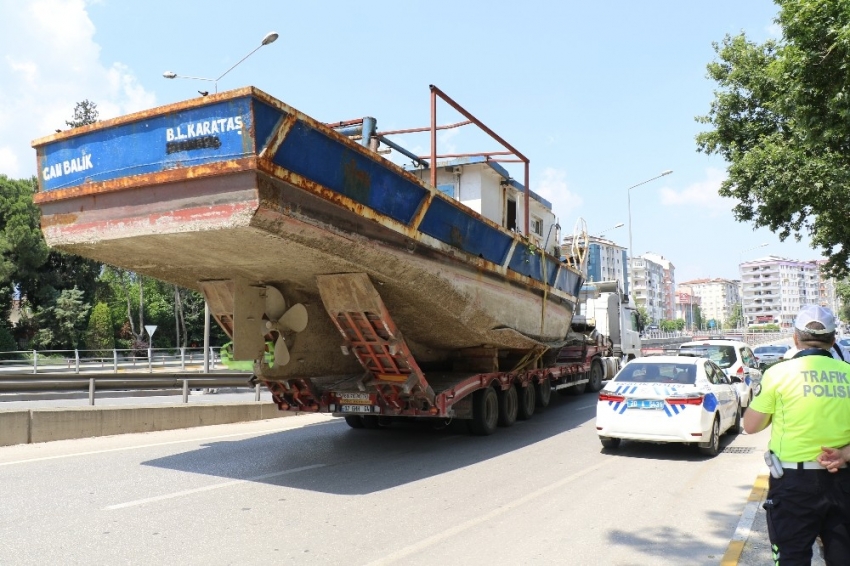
top-left (33, 157), bottom-right (257, 204)
top-left (342, 157), bottom-right (371, 204)
top-left (40, 213), bottom-right (79, 227)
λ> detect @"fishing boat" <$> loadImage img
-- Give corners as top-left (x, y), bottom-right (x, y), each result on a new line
top-left (32, 85), bottom-right (584, 404)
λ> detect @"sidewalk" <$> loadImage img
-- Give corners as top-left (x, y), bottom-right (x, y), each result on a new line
top-left (724, 472), bottom-right (825, 566)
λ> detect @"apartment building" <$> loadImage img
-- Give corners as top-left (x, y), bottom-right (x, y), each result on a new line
top-left (739, 255), bottom-right (819, 327)
top-left (674, 292), bottom-right (701, 329)
top-left (816, 259), bottom-right (842, 316)
top-left (631, 255), bottom-right (666, 322)
top-left (562, 235), bottom-right (629, 296)
top-left (642, 253), bottom-right (676, 320)
top-left (678, 278), bottom-right (741, 326)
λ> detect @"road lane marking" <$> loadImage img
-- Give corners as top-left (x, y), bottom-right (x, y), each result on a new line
top-left (103, 464), bottom-right (326, 511)
top-left (575, 404), bottom-right (596, 410)
top-left (362, 459), bottom-right (613, 566)
top-left (0, 417), bottom-right (334, 467)
top-left (720, 471), bottom-right (769, 566)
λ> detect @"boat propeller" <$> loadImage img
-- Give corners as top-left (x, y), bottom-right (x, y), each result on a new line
top-left (262, 286), bottom-right (308, 368)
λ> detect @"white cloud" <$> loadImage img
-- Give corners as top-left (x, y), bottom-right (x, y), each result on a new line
top-left (534, 167), bottom-right (583, 223)
top-left (766, 22), bottom-right (782, 39)
top-left (659, 167), bottom-right (733, 215)
top-left (0, 0), bottom-right (156, 178)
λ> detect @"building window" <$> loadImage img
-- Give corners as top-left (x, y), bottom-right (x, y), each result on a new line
top-left (531, 217), bottom-right (542, 236)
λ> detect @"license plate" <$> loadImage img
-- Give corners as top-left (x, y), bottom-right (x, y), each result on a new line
top-left (341, 404), bottom-right (373, 414)
top-left (627, 399), bottom-right (665, 410)
top-left (336, 392), bottom-right (371, 405)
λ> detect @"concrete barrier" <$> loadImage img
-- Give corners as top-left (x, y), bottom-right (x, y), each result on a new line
top-left (0, 402), bottom-right (295, 447)
top-left (0, 410), bottom-right (30, 446)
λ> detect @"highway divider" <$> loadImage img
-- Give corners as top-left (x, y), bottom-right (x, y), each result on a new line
top-left (0, 402), bottom-right (296, 447)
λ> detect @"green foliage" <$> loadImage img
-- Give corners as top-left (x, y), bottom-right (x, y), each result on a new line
top-left (65, 99), bottom-right (99, 129)
top-left (725, 304), bottom-right (744, 329)
top-left (659, 319), bottom-right (685, 332)
top-left (26, 287), bottom-right (90, 349)
top-left (635, 306), bottom-right (650, 330)
top-left (697, 0), bottom-right (850, 278)
top-left (749, 323), bottom-right (781, 332)
top-left (86, 302), bottom-right (114, 355)
top-left (692, 306), bottom-right (703, 330)
top-left (0, 323), bottom-right (16, 358)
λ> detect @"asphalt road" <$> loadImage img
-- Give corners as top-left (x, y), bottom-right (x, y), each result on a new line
top-left (0, 392), bottom-right (772, 565)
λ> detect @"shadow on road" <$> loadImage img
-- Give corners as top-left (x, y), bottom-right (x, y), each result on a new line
top-left (141, 393), bottom-right (597, 495)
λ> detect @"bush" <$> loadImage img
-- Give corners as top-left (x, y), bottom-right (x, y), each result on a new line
top-left (86, 302), bottom-right (115, 356)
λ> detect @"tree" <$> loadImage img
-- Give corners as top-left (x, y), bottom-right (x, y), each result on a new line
top-left (692, 305), bottom-right (704, 331)
top-left (725, 304), bottom-right (744, 329)
top-left (635, 306), bottom-right (650, 331)
top-left (86, 302), bottom-right (114, 355)
top-left (697, 0), bottom-right (850, 278)
top-left (65, 99), bottom-right (99, 129)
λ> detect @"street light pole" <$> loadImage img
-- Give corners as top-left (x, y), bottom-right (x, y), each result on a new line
top-left (627, 170), bottom-right (673, 302)
top-left (163, 32), bottom-right (278, 93)
top-left (595, 222), bottom-right (625, 238)
top-left (738, 242), bottom-right (769, 329)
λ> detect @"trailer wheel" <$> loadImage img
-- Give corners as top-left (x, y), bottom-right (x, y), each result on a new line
top-left (517, 384), bottom-right (536, 420)
top-left (471, 386), bottom-right (499, 436)
top-left (361, 415), bottom-right (382, 429)
top-left (497, 384), bottom-right (518, 427)
top-left (344, 416), bottom-right (365, 429)
top-left (587, 360), bottom-right (605, 392)
top-left (535, 379), bottom-right (552, 408)
top-left (563, 376), bottom-right (587, 396)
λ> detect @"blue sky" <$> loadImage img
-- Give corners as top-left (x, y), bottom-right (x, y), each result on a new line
top-left (0, 0), bottom-right (817, 282)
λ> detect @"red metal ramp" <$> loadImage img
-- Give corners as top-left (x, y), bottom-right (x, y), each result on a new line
top-left (316, 273), bottom-right (436, 410)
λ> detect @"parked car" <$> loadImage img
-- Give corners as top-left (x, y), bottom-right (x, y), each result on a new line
top-left (677, 339), bottom-right (761, 407)
top-left (752, 344), bottom-right (791, 370)
top-left (596, 356), bottom-right (742, 457)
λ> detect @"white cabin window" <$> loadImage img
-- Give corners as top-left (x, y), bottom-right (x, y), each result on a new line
top-left (531, 217), bottom-right (542, 236)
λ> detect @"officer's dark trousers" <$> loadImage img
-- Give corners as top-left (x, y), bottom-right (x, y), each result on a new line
top-left (764, 467), bottom-right (850, 565)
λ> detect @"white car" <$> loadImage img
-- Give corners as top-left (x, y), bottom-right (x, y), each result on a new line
top-left (596, 356), bottom-right (742, 457)
top-left (677, 340), bottom-right (761, 407)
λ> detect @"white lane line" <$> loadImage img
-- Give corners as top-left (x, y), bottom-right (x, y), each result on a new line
top-left (575, 404), bottom-right (596, 410)
top-left (362, 459), bottom-right (612, 566)
top-left (0, 418), bottom-right (333, 467)
top-left (103, 464), bottom-right (325, 511)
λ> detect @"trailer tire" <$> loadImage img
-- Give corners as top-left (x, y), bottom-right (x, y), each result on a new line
top-left (535, 378), bottom-right (552, 408)
top-left (517, 384), bottom-right (536, 420)
top-left (587, 360), bottom-right (605, 392)
top-left (344, 416), bottom-right (365, 429)
top-left (497, 384), bottom-right (518, 427)
top-left (361, 415), bottom-right (382, 429)
top-left (563, 376), bottom-right (586, 396)
top-left (471, 386), bottom-right (499, 436)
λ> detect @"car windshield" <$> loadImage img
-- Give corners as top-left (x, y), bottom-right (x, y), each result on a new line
top-left (754, 345), bottom-right (788, 355)
top-left (679, 345), bottom-right (737, 369)
top-left (614, 363), bottom-right (696, 384)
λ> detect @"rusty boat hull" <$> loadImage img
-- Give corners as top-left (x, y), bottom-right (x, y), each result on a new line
top-left (32, 87), bottom-right (583, 379)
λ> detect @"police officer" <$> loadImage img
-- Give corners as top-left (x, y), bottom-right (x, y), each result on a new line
top-left (743, 305), bottom-right (850, 565)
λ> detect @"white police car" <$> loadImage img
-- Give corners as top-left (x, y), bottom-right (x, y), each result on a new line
top-left (678, 340), bottom-right (761, 407)
top-left (596, 356), bottom-right (742, 457)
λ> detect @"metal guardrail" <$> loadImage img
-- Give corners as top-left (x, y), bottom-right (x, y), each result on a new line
top-left (0, 347), bottom-right (263, 406)
top-left (0, 372), bottom-right (257, 405)
top-left (0, 347), bottom-right (222, 375)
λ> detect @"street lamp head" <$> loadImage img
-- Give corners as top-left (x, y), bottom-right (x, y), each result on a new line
top-left (661, 170), bottom-right (673, 176)
top-left (262, 32), bottom-right (279, 46)
top-left (163, 71), bottom-right (177, 79)
top-left (614, 223), bottom-right (625, 229)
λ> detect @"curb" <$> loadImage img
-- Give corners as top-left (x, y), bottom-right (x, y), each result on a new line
top-left (721, 473), bottom-right (769, 565)
top-left (0, 402), bottom-right (296, 446)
